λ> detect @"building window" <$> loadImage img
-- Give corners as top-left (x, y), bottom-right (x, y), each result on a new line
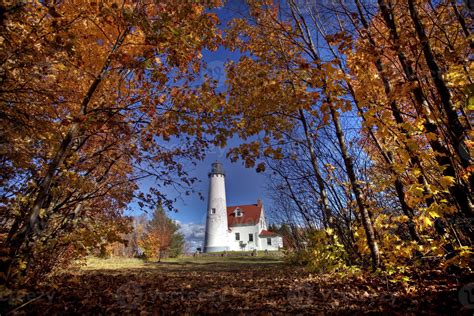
top-left (249, 234), bottom-right (253, 242)
top-left (235, 233), bottom-right (240, 241)
top-left (235, 208), bottom-right (242, 217)
top-left (211, 208), bottom-right (216, 214)
top-left (267, 238), bottom-right (272, 245)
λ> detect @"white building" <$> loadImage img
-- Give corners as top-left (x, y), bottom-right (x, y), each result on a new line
top-left (204, 162), bottom-right (283, 252)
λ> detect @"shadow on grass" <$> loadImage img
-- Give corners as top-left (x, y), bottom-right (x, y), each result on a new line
top-left (166, 259), bottom-right (283, 270)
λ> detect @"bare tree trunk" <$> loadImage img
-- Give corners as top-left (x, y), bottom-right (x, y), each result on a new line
top-left (274, 165), bottom-right (315, 229)
top-left (353, 0), bottom-right (432, 241)
top-left (275, 30), bottom-right (335, 231)
top-left (450, 0), bottom-right (473, 48)
top-left (310, 1), bottom-right (421, 242)
top-left (298, 109), bottom-right (334, 229)
top-left (328, 101), bottom-right (380, 270)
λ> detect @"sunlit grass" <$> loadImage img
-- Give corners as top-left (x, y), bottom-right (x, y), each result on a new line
top-left (81, 253), bottom-right (285, 271)
top-left (81, 256), bottom-right (149, 270)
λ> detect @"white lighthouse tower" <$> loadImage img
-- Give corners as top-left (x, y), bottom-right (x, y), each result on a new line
top-left (204, 162), bottom-right (229, 252)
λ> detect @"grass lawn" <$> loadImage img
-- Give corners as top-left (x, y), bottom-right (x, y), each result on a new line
top-left (14, 255), bottom-right (462, 314)
top-left (82, 254), bottom-right (285, 271)
top-left (81, 256), bottom-right (149, 270)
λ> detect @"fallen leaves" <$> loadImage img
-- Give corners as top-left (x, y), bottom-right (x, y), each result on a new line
top-left (7, 259), bottom-right (466, 314)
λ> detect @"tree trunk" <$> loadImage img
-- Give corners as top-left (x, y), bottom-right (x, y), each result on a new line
top-left (450, 0), bottom-right (471, 43)
top-left (2, 29), bottom-right (129, 284)
top-left (407, 0), bottom-right (470, 167)
top-left (298, 108), bottom-right (334, 229)
top-left (328, 101), bottom-right (380, 270)
top-left (377, 0), bottom-right (473, 217)
top-left (325, 0), bottom-right (421, 242)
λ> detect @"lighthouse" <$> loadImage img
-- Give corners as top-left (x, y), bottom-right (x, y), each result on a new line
top-left (204, 162), bottom-right (229, 252)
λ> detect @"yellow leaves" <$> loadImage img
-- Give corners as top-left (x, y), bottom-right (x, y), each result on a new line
top-left (154, 94), bottom-right (166, 104)
top-left (444, 246), bottom-right (473, 270)
top-left (305, 229), bottom-right (349, 273)
top-left (468, 93), bottom-right (474, 111)
top-left (45, 74), bottom-right (57, 81)
top-left (426, 202), bottom-right (442, 219)
top-left (445, 65), bottom-right (469, 88)
top-left (192, 4), bottom-right (204, 16)
top-left (52, 62), bottom-right (67, 72)
top-left (39, 208), bottom-right (47, 219)
top-left (427, 184), bottom-right (439, 196)
top-left (418, 215), bottom-right (433, 230)
top-left (408, 184), bottom-right (425, 198)
top-left (395, 215), bottom-right (409, 223)
top-left (325, 163), bottom-right (336, 173)
top-left (439, 176), bottom-right (455, 189)
top-left (412, 168), bottom-right (421, 177)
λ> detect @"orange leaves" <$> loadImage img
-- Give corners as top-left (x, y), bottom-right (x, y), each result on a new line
top-left (139, 206), bottom-right (183, 260)
top-left (170, 87), bottom-right (180, 97)
top-left (325, 31), bottom-right (353, 53)
top-left (1, 0), bottom-right (227, 286)
top-left (207, 12), bottom-right (219, 25)
top-left (191, 3), bottom-right (204, 16)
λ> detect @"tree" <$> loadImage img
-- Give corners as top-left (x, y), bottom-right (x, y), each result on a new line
top-left (225, 0), bottom-right (380, 269)
top-left (224, 0), bottom-right (471, 272)
top-left (140, 205), bottom-right (183, 261)
top-left (168, 231), bottom-right (185, 258)
top-left (0, 0), bottom-right (225, 285)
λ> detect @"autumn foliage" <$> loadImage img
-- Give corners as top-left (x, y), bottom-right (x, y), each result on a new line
top-left (224, 0), bottom-right (472, 274)
top-left (139, 206), bottom-right (184, 261)
top-left (0, 0), bottom-right (472, 298)
top-left (1, 0), bottom-right (224, 286)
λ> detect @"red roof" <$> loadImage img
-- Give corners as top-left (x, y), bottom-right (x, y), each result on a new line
top-left (259, 230), bottom-right (278, 237)
top-left (227, 203), bottom-right (262, 227)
